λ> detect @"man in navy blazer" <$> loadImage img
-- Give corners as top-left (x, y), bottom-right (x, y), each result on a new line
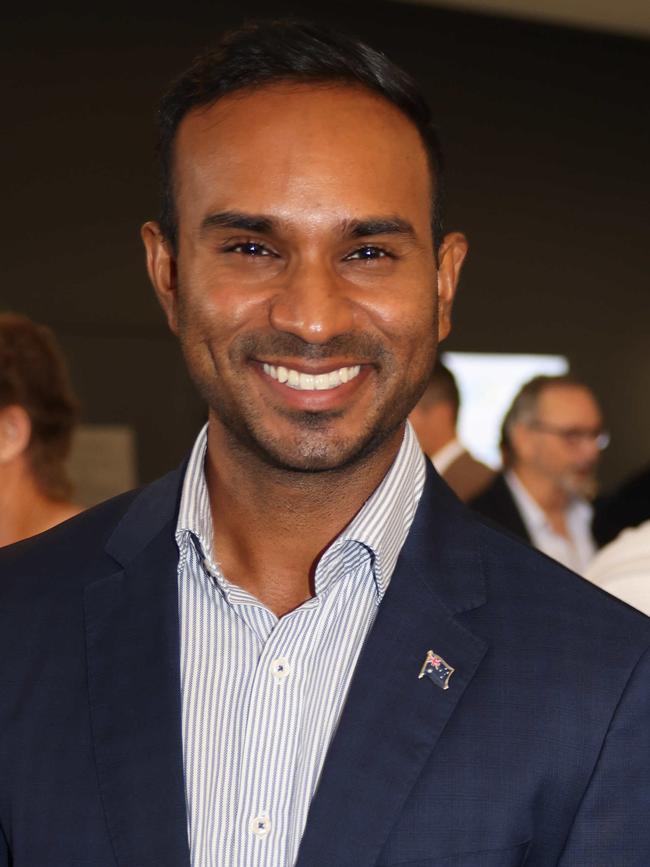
top-left (1, 21), bottom-right (650, 867)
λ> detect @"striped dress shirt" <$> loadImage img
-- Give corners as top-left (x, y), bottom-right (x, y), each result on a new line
top-left (176, 422), bottom-right (426, 867)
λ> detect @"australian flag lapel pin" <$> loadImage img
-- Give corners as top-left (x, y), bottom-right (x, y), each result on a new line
top-left (419, 649), bottom-right (455, 690)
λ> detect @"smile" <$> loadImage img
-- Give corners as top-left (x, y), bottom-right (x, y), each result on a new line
top-left (262, 363), bottom-right (362, 391)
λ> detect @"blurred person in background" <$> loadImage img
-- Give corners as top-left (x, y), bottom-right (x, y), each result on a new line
top-left (409, 360), bottom-right (494, 501)
top-left (0, 313), bottom-right (81, 546)
top-left (470, 375), bottom-right (608, 572)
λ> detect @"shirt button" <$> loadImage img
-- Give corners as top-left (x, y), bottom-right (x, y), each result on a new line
top-left (270, 657), bottom-right (291, 683)
top-left (250, 813), bottom-right (272, 839)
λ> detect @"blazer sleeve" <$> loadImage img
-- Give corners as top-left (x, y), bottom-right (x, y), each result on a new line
top-left (558, 645), bottom-right (650, 866)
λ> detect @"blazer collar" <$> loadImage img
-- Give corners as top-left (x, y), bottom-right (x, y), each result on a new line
top-left (91, 458), bottom-right (486, 867)
top-left (406, 461), bottom-right (487, 614)
top-left (104, 453), bottom-right (483, 611)
top-left (105, 461), bottom-right (187, 567)
top-left (296, 464), bottom-right (489, 867)
top-left (85, 461), bottom-right (191, 867)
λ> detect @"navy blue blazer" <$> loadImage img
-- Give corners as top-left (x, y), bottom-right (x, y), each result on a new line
top-left (1, 463), bottom-right (649, 866)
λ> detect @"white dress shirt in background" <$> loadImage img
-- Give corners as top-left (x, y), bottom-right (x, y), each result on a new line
top-left (586, 520), bottom-right (650, 616)
top-left (505, 470), bottom-right (596, 574)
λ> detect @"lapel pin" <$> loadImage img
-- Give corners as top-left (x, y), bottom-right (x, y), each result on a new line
top-left (418, 649), bottom-right (455, 690)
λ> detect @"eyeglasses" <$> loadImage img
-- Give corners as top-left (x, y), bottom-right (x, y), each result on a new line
top-left (528, 421), bottom-right (610, 450)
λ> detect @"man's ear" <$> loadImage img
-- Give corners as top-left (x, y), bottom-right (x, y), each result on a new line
top-left (141, 221), bottom-right (179, 334)
top-left (436, 232), bottom-right (468, 342)
top-left (509, 422), bottom-right (534, 463)
top-left (0, 405), bottom-right (31, 464)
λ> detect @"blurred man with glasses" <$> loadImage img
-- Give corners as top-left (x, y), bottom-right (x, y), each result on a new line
top-left (470, 375), bottom-right (608, 572)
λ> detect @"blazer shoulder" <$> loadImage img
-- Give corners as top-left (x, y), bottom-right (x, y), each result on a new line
top-left (0, 460), bottom-right (185, 593)
top-left (0, 488), bottom-right (140, 593)
top-left (471, 509), bottom-right (650, 649)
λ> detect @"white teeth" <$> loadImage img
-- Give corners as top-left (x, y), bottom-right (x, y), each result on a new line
top-left (262, 362), bottom-right (361, 391)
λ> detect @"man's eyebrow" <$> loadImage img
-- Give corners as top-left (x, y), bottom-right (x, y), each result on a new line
top-left (198, 212), bottom-right (419, 241)
top-left (343, 217), bottom-right (418, 241)
top-left (200, 211), bottom-right (274, 235)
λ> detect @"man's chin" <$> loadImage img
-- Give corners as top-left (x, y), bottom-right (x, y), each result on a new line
top-left (220, 413), bottom-right (401, 476)
top-left (561, 473), bottom-right (598, 501)
top-left (255, 431), bottom-right (392, 475)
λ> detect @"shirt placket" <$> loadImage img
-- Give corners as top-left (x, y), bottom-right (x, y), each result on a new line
top-left (233, 603), bottom-right (318, 867)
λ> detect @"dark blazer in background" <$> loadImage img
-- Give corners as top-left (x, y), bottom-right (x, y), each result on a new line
top-left (593, 464), bottom-right (650, 546)
top-left (1, 464), bottom-right (650, 866)
top-left (470, 472), bottom-right (615, 550)
top-left (468, 472), bottom-right (533, 544)
top-left (467, 473), bottom-right (533, 545)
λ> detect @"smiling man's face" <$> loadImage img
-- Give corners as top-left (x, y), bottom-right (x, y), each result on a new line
top-left (144, 83), bottom-right (466, 472)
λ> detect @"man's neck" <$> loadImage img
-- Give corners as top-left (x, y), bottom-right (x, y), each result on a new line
top-left (511, 465), bottom-right (571, 536)
top-left (204, 421), bottom-right (404, 617)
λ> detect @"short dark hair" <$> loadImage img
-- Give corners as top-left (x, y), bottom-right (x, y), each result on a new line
top-left (0, 313), bottom-right (79, 500)
top-left (500, 374), bottom-right (591, 464)
top-left (416, 361), bottom-right (460, 419)
top-left (157, 19), bottom-right (444, 253)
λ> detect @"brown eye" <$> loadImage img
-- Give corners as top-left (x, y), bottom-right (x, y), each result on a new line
top-left (345, 245), bottom-right (392, 261)
top-left (225, 241), bottom-right (276, 257)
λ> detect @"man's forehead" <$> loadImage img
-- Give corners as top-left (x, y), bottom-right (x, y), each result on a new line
top-left (538, 385), bottom-right (600, 419)
top-left (172, 81), bottom-right (434, 233)
top-left (174, 81), bottom-right (429, 171)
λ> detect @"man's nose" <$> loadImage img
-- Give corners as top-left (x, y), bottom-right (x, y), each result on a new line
top-left (268, 258), bottom-right (355, 343)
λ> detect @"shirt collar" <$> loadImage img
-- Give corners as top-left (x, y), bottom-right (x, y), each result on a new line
top-left (175, 421), bottom-right (426, 603)
top-left (317, 421), bottom-right (426, 600)
top-left (176, 423), bottom-right (212, 557)
top-left (505, 468), bottom-right (593, 533)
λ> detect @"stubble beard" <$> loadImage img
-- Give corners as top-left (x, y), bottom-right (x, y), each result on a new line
top-left (181, 328), bottom-right (435, 475)
top-left (558, 467), bottom-right (598, 501)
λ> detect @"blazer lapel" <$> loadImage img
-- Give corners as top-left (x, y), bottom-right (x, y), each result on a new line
top-left (84, 469), bottom-right (191, 867)
top-left (296, 468), bottom-right (489, 867)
